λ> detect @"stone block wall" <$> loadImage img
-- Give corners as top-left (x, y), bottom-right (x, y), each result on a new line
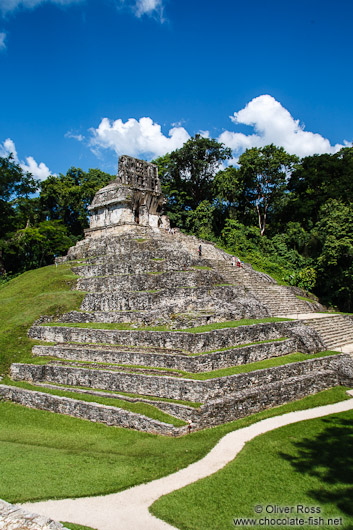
top-left (54, 308), bottom-right (254, 330)
top-left (201, 354), bottom-right (351, 399)
top-left (32, 338), bottom-right (298, 373)
top-left (62, 230), bottom-right (228, 263)
top-left (0, 385), bottom-right (181, 436)
top-left (10, 354), bottom-right (352, 402)
top-left (75, 269), bottom-right (224, 292)
top-left (71, 256), bottom-right (213, 277)
top-left (10, 363), bottom-right (205, 401)
top-left (199, 370), bottom-right (339, 426)
top-left (79, 285), bottom-right (263, 314)
top-left (3, 354), bottom-right (353, 432)
top-left (29, 320), bottom-right (325, 354)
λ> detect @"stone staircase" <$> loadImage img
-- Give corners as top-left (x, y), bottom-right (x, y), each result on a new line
top-left (303, 315), bottom-right (353, 350)
top-left (213, 261), bottom-right (322, 316)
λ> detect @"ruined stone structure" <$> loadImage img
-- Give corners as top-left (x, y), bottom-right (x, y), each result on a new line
top-left (87, 155), bottom-right (169, 238)
top-left (1, 156), bottom-right (353, 435)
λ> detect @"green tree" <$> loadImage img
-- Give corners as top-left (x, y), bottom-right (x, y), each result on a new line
top-left (238, 145), bottom-right (299, 236)
top-left (2, 220), bottom-right (75, 273)
top-left (313, 199), bottom-right (353, 311)
top-left (212, 166), bottom-right (250, 222)
top-left (40, 167), bottom-right (114, 237)
top-left (0, 154), bottom-right (39, 274)
top-left (185, 200), bottom-right (217, 241)
top-left (0, 154), bottom-right (39, 238)
top-left (154, 135), bottom-right (231, 229)
top-left (287, 147), bottom-right (353, 229)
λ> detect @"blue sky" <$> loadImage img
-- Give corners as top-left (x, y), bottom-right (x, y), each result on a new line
top-left (0, 0), bottom-right (352, 179)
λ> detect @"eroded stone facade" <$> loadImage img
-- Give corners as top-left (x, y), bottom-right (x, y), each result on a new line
top-left (87, 155), bottom-right (169, 237)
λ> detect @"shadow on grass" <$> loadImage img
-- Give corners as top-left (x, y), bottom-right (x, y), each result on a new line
top-left (280, 417), bottom-right (353, 516)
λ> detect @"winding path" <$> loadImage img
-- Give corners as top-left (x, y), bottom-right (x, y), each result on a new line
top-left (20, 393), bottom-right (353, 530)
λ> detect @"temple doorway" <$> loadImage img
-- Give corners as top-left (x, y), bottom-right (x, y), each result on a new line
top-left (134, 202), bottom-right (140, 224)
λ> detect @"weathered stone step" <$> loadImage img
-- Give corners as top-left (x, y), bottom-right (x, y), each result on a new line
top-left (51, 359), bottom-right (184, 378)
top-left (11, 353), bottom-right (347, 402)
top-left (29, 320), bottom-right (323, 354)
top-left (79, 285), bottom-right (263, 315)
top-left (0, 384), bottom-right (182, 436)
top-left (198, 370), bottom-right (340, 427)
top-left (315, 328), bottom-right (353, 340)
top-left (55, 308), bottom-right (234, 329)
top-left (76, 269), bottom-right (223, 292)
top-left (305, 316), bottom-right (353, 348)
top-left (0, 366), bottom-right (343, 435)
top-left (65, 231), bottom-right (229, 263)
top-left (72, 258), bottom-right (211, 278)
top-left (307, 316), bottom-right (353, 327)
top-left (30, 381), bottom-right (199, 421)
top-left (32, 338), bottom-right (297, 373)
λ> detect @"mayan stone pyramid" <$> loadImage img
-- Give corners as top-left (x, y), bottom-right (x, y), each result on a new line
top-left (2, 155), bottom-right (353, 435)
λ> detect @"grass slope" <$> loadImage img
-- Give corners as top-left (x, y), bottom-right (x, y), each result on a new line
top-left (0, 387), bottom-right (350, 504)
top-left (0, 264), bottom-right (84, 374)
top-left (151, 409), bottom-right (353, 530)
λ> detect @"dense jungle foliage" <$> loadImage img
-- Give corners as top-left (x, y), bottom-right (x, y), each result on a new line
top-left (1, 137), bottom-right (352, 311)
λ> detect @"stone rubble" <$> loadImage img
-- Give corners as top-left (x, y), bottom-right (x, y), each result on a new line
top-left (0, 499), bottom-right (69, 530)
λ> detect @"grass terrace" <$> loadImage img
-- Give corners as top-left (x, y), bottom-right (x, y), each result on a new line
top-left (1, 377), bottom-right (187, 427)
top-left (15, 382), bottom-right (202, 408)
top-left (39, 317), bottom-right (292, 333)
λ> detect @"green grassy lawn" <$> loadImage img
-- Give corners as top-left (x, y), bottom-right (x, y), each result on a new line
top-left (2, 377), bottom-right (187, 427)
top-left (0, 264), bottom-right (85, 375)
top-left (151, 408), bottom-right (353, 530)
top-left (15, 382), bottom-right (202, 408)
top-left (0, 387), bottom-right (351, 504)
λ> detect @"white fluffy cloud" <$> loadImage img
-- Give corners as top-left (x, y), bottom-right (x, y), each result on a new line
top-left (0, 0), bottom-right (165, 19)
top-left (219, 95), bottom-right (346, 158)
top-left (0, 138), bottom-right (53, 180)
top-left (134, 0), bottom-right (162, 16)
top-left (89, 117), bottom-right (190, 159)
top-left (73, 95), bottom-right (351, 163)
top-left (117, 0), bottom-right (165, 20)
top-left (0, 32), bottom-right (6, 50)
top-left (0, 0), bottom-right (82, 14)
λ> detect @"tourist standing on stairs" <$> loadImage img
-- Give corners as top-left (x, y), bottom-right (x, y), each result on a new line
top-left (198, 245), bottom-right (202, 258)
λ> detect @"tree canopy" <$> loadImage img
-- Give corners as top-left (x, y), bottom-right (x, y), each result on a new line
top-left (153, 135), bottom-right (231, 230)
top-left (237, 145), bottom-right (299, 236)
top-left (0, 161), bottom-right (114, 275)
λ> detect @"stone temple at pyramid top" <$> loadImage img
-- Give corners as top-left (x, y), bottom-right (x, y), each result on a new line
top-left (86, 155), bottom-right (170, 238)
